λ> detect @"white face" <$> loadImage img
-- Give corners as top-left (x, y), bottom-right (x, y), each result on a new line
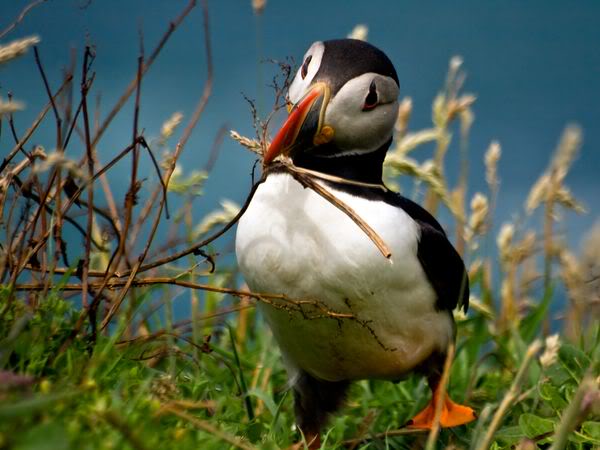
top-left (288, 41), bottom-right (325, 105)
top-left (324, 72), bottom-right (399, 155)
top-left (287, 41), bottom-right (400, 156)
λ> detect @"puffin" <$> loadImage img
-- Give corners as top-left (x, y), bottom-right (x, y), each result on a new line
top-left (235, 39), bottom-right (475, 447)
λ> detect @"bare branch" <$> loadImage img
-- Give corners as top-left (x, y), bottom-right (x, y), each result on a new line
top-left (90, 0), bottom-right (197, 149)
top-left (0, 0), bottom-right (47, 40)
top-left (100, 0), bottom-right (212, 330)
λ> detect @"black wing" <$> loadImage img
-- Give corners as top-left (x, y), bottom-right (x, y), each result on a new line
top-left (394, 195), bottom-right (470, 313)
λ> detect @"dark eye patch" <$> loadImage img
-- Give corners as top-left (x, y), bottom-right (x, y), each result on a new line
top-left (300, 55), bottom-right (312, 80)
top-left (363, 80), bottom-right (378, 111)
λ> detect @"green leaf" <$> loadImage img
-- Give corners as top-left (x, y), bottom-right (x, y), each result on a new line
top-left (494, 425), bottom-right (523, 444)
top-left (518, 413), bottom-right (555, 438)
top-left (545, 362), bottom-right (571, 386)
top-left (246, 388), bottom-right (278, 417)
top-left (576, 421), bottom-right (600, 444)
top-left (558, 344), bottom-right (591, 381)
top-left (539, 382), bottom-right (568, 411)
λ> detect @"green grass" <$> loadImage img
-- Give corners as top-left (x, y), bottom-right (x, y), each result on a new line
top-left (0, 282), bottom-right (598, 449)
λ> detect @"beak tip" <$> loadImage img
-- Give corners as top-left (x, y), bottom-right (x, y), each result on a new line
top-left (262, 83), bottom-right (328, 167)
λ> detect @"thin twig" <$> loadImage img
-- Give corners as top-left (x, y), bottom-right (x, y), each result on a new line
top-left (232, 130), bottom-right (392, 259)
top-left (281, 160), bottom-right (388, 191)
top-left (120, 304), bottom-right (255, 346)
top-left (33, 45), bottom-right (66, 296)
top-left (81, 46), bottom-right (95, 309)
top-left (99, 50), bottom-right (146, 301)
top-left (0, 75), bottom-right (72, 173)
top-left (33, 46), bottom-right (62, 141)
top-left (14, 276), bottom-right (392, 351)
top-left (283, 164), bottom-right (392, 259)
top-left (9, 177), bottom-right (108, 251)
top-left (0, 0), bottom-right (47, 40)
top-left (117, 175), bottom-right (264, 278)
top-left (14, 278), bottom-right (354, 319)
top-left (5, 75), bottom-right (78, 295)
top-left (90, 0), bottom-right (197, 149)
top-left (99, 0), bottom-right (212, 330)
top-left (13, 138), bottom-right (145, 279)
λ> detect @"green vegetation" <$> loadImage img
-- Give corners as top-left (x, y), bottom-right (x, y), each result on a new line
top-left (1, 3), bottom-right (599, 449)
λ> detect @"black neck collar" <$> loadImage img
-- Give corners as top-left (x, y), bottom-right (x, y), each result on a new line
top-left (291, 139), bottom-right (391, 185)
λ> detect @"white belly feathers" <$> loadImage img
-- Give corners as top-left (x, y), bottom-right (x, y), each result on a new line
top-left (235, 173), bottom-right (453, 382)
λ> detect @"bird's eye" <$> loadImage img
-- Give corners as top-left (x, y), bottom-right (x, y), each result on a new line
top-left (362, 80), bottom-right (378, 111)
top-left (300, 55), bottom-right (312, 80)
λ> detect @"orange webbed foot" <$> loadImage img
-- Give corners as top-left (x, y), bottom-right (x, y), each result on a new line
top-left (407, 386), bottom-right (476, 429)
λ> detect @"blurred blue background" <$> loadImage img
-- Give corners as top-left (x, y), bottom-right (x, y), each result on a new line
top-left (1, 0), bottom-right (599, 269)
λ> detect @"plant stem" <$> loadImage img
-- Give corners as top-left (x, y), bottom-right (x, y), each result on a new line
top-left (474, 339), bottom-right (542, 450)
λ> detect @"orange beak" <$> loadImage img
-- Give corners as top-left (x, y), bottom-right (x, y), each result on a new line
top-left (263, 82), bottom-right (330, 166)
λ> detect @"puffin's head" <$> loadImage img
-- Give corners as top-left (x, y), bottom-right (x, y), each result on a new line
top-left (264, 39), bottom-right (400, 165)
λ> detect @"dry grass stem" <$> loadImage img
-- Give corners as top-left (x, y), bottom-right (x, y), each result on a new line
top-left (466, 192), bottom-right (489, 243)
top-left (99, 0), bottom-right (212, 331)
top-left (230, 130), bottom-right (263, 155)
top-left (474, 339), bottom-right (542, 450)
top-left (394, 129), bottom-right (440, 155)
top-left (279, 163), bottom-right (392, 259)
top-left (394, 97), bottom-right (412, 137)
top-left (282, 161), bottom-right (387, 191)
top-left (0, 0), bottom-right (46, 40)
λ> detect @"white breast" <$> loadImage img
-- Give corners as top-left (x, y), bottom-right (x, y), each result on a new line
top-left (235, 173), bottom-right (453, 382)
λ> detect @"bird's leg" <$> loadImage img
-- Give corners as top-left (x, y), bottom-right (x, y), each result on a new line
top-left (407, 379), bottom-right (476, 429)
top-left (291, 370), bottom-right (349, 449)
top-left (304, 432), bottom-right (321, 450)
